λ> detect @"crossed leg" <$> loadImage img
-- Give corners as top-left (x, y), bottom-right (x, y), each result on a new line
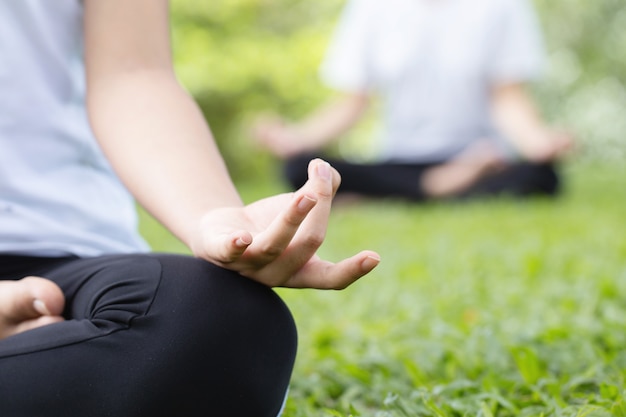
top-left (0, 254), bottom-right (297, 417)
top-left (285, 143), bottom-right (559, 202)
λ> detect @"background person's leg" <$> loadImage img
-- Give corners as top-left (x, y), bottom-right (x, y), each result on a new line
top-left (285, 154), bottom-right (432, 201)
top-left (459, 162), bottom-right (560, 199)
top-left (0, 254), bottom-right (297, 417)
top-left (285, 155), bottom-right (560, 202)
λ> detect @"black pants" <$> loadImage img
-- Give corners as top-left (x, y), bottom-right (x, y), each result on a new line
top-left (285, 154), bottom-right (560, 201)
top-left (0, 253), bottom-right (297, 417)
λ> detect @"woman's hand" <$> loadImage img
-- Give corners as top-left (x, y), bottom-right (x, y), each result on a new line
top-left (84, 4), bottom-right (378, 288)
top-left (0, 277), bottom-right (65, 340)
top-left (189, 159), bottom-right (380, 289)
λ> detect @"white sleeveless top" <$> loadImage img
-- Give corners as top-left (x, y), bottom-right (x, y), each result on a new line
top-left (0, 0), bottom-right (149, 256)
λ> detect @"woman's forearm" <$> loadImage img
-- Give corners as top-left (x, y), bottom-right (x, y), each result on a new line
top-left (83, 0), bottom-right (242, 247)
top-left (88, 70), bottom-right (242, 247)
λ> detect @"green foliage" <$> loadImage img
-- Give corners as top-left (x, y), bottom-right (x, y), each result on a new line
top-left (140, 161), bottom-right (626, 416)
top-left (157, 2), bottom-right (626, 414)
top-left (534, 0), bottom-right (626, 161)
top-left (169, 0), bottom-right (626, 181)
top-left (273, 161), bottom-right (626, 416)
top-left (170, 0), bottom-right (342, 179)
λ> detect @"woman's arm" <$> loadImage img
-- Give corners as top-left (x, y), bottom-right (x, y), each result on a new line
top-left (84, 1), bottom-right (240, 243)
top-left (84, 0), bottom-right (379, 288)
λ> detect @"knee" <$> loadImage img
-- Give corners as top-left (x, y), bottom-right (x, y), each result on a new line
top-left (151, 254), bottom-right (296, 331)
top-left (542, 164), bottom-right (561, 195)
top-left (148, 254), bottom-right (297, 355)
top-left (526, 163), bottom-right (561, 196)
top-left (485, 162), bottom-right (561, 197)
top-left (139, 255), bottom-right (298, 416)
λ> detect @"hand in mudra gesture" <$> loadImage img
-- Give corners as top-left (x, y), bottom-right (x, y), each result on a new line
top-left (189, 159), bottom-right (380, 289)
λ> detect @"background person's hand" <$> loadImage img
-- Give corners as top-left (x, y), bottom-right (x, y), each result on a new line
top-left (518, 129), bottom-right (575, 163)
top-left (251, 115), bottom-right (309, 159)
top-left (189, 159), bottom-right (380, 289)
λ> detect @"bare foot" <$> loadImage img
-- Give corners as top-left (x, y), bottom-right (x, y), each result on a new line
top-left (0, 277), bottom-right (65, 340)
top-left (421, 141), bottom-right (506, 198)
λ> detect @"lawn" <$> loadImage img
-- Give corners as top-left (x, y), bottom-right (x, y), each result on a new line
top-left (140, 159), bottom-right (626, 416)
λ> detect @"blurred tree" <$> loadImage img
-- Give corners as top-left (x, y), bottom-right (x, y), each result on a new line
top-left (535, 0), bottom-right (626, 161)
top-left (170, 0), bottom-right (341, 181)
top-left (170, 0), bottom-right (626, 181)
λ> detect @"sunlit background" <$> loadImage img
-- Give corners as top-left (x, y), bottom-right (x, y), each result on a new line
top-left (169, 0), bottom-right (626, 183)
top-left (152, 2), bottom-right (626, 415)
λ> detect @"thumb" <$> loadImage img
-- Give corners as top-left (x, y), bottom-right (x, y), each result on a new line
top-left (196, 230), bottom-right (253, 265)
top-left (14, 277), bottom-right (65, 320)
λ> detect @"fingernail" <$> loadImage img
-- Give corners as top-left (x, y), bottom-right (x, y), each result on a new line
top-left (235, 236), bottom-right (252, 248)
top-left (33, 299), bottom-right (52, 316)
top-left (316, 161), bottom-right (332, 181)
top-left (361, 255), bottom-right (381, 271)
top-left (298, 195), bottom-right (317, 211)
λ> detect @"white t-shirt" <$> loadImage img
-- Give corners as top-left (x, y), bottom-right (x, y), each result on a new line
top-left (0, 1), bottom-right (149, 256)
top-left (321, 0), bottom-right (545, 162)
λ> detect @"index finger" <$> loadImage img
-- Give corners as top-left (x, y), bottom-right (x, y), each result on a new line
top-left (244, 192), bottom-right (318, 266)
top-left (237, 159), bottom-right (339, 281)
top-left (284, 159), bottom-right (339, 265)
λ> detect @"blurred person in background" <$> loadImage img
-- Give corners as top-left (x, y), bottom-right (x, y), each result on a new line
top-left (254, 0), bottom-right (573, 201)
top-left (0, 1), bottom-right (380, 416)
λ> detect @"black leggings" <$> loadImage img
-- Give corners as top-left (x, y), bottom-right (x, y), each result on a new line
top-left (0, 254), bottom-right (297, 417)
top-left (285, 154), bottom-right (560, 201)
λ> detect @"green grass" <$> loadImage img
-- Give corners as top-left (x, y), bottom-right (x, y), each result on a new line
top-left (139, 160), bottom-right (626, 416)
